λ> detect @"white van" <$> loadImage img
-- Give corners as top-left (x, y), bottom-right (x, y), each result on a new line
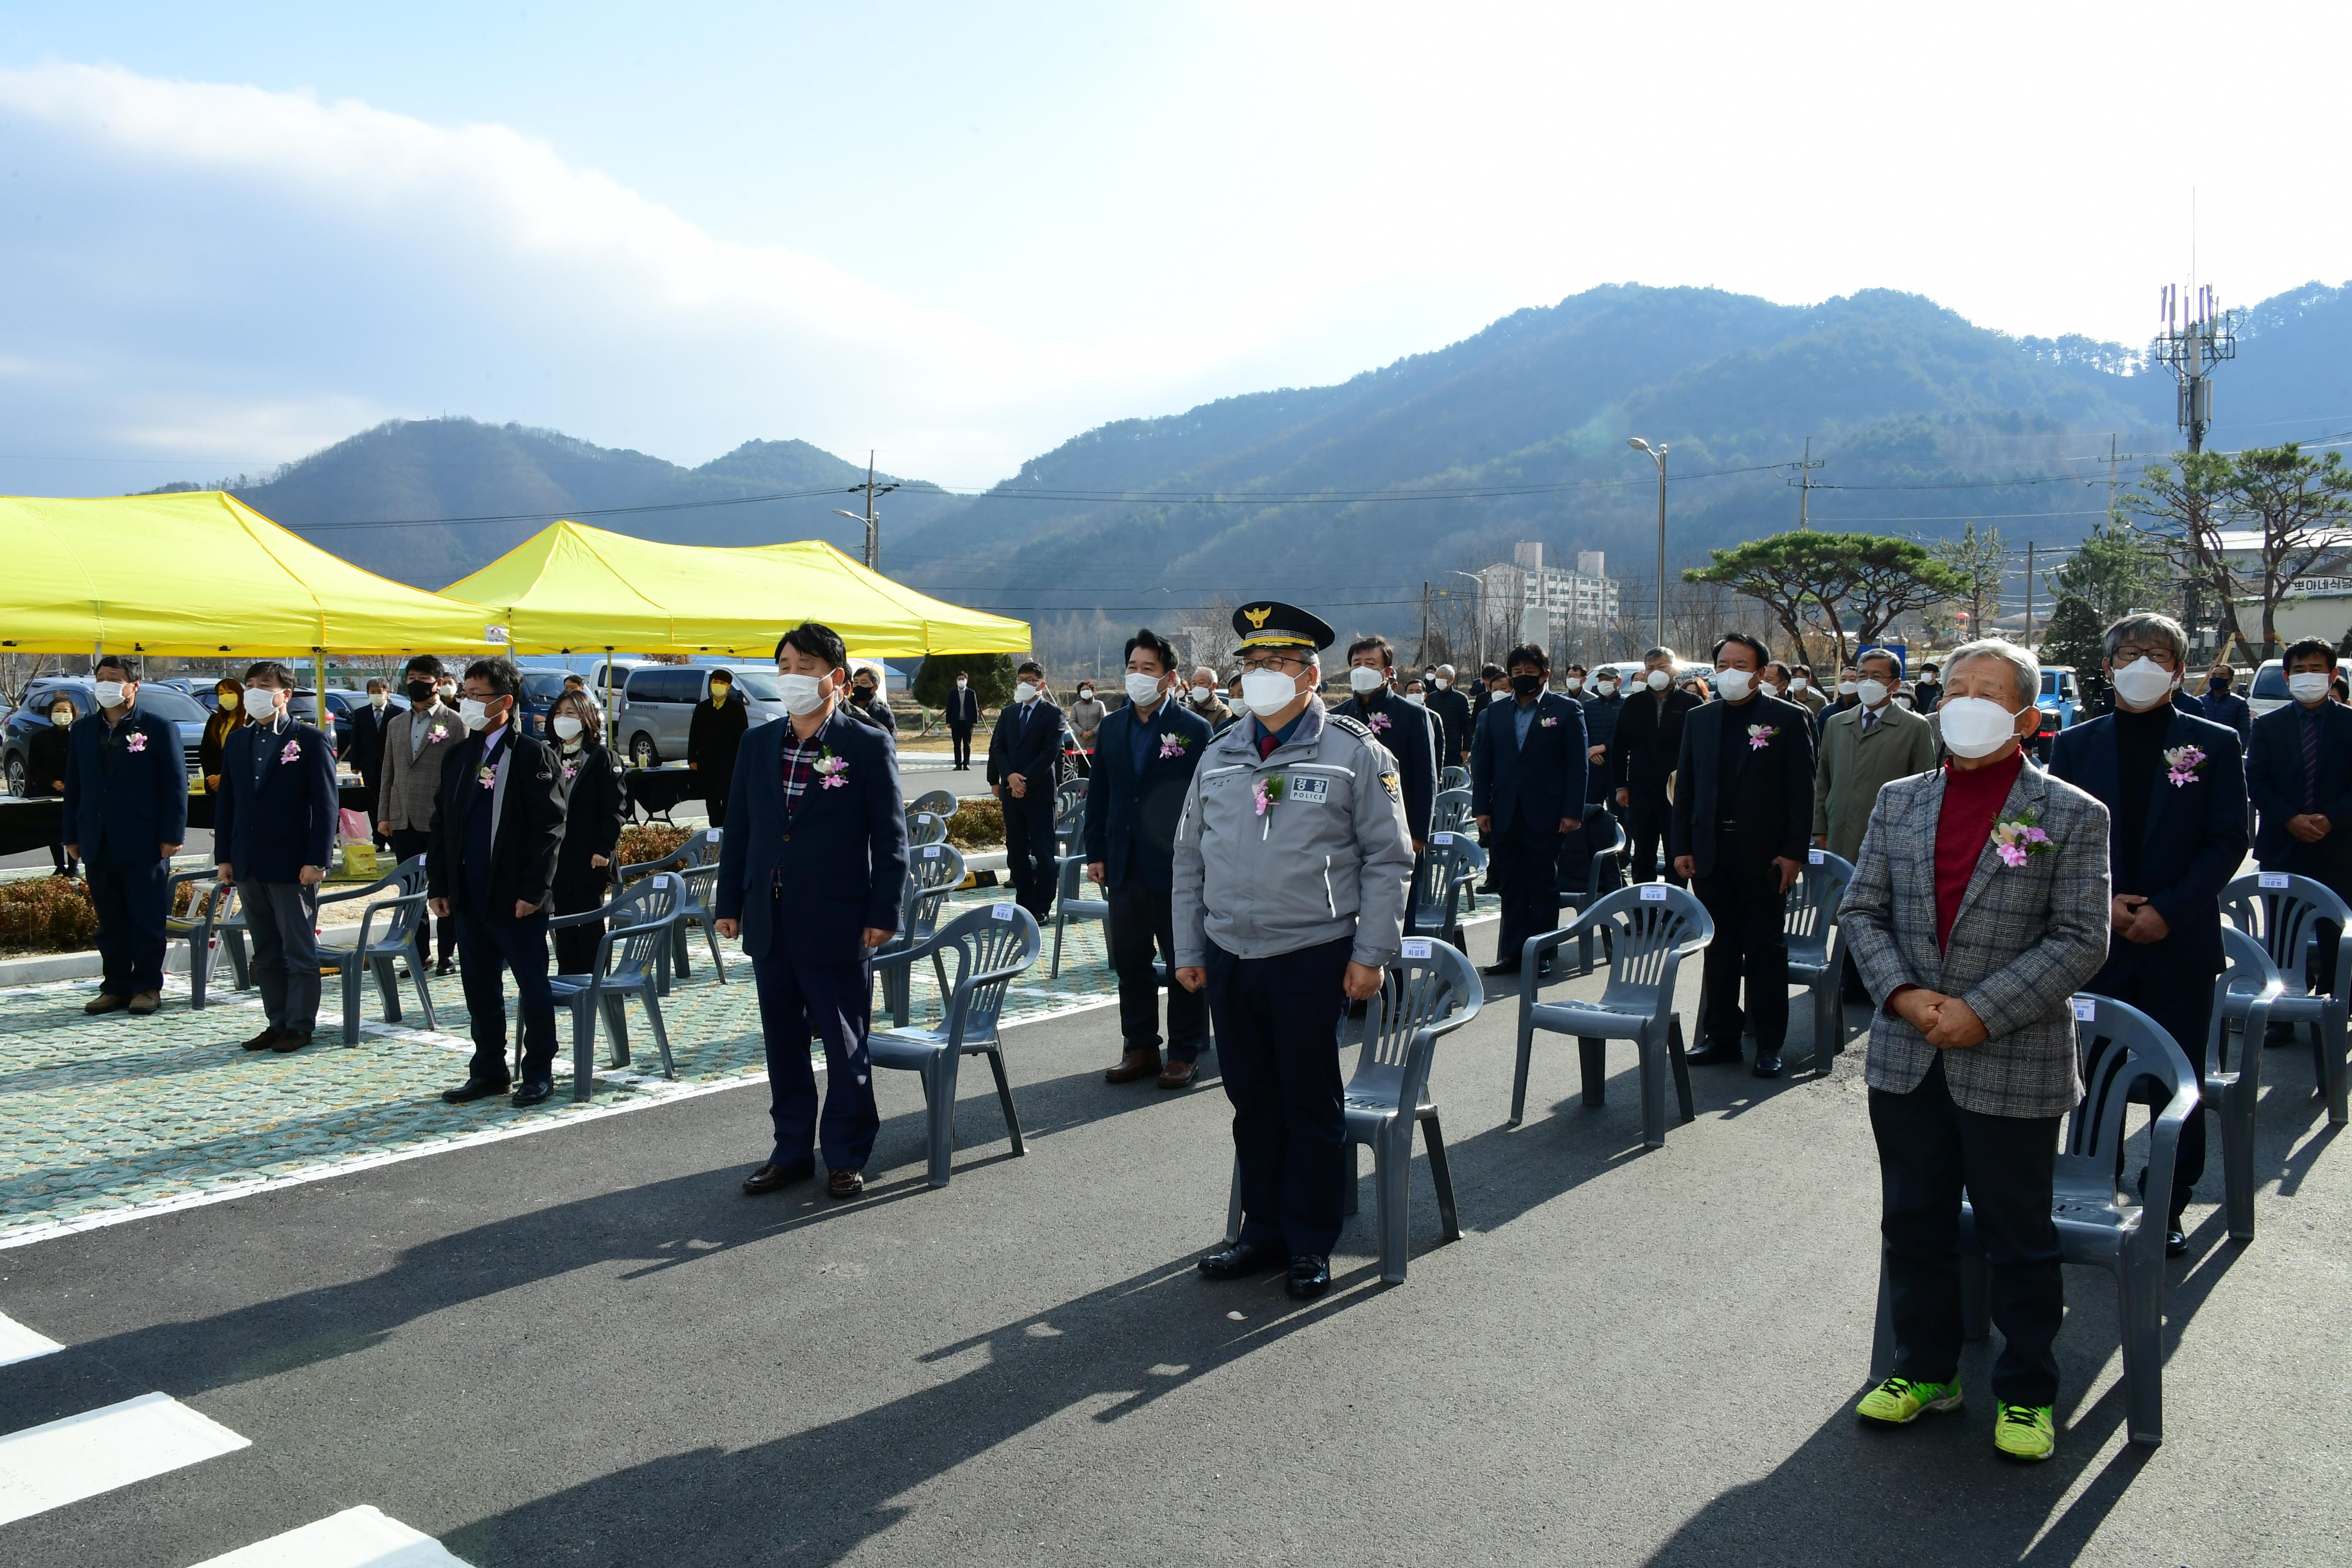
top-left (2246, 657), bottom-right (2352, 719)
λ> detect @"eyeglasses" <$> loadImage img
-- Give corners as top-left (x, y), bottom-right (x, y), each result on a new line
top-left (2112, 645), bottom-right (2178, 666)
top-left (1238, 654), bottom-right (1307, 674)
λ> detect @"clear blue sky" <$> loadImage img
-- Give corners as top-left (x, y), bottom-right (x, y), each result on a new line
top-left (0, 1), bottom-right (2343, 495)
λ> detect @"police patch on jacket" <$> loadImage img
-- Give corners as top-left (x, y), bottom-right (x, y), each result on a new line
top-left (1380, 771), bottom-right (1401, 801)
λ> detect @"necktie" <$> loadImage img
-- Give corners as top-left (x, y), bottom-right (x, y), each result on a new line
top-left (2303, 710), bottom-right (2322, 812)
top-left (1862, 708), bottom-right (1877, 735)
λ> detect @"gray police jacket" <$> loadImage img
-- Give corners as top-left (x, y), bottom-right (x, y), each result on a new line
top-left (1171, 698), bottom-right (1417, 969)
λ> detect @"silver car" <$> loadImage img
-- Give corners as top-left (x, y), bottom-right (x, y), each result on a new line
top-left (615, 665), bottom-right (789, 766)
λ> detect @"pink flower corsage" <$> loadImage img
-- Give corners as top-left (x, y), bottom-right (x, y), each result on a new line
top-left (1746, 724), bottom-right (1778, 751)
top-left (1157, 731), bottom-right (1191, 758)
top-left (476, 762), bottom-right (497, 790)
top-left (428, 722), bottom-right (451, 743)
top-left (1254, 773), bottom-right (1287, 817)
top-left (1990, 814), bottom-right (2055, 867)
top-left (279, 738), bottom-right (302, 765)
top-left (1538, 715), bottom-right (1559, 728)
top-left (1367, 712), bottom-right (1392, 734)
top-left (2162, 744), bottom-right (2206, 787)
top-left (814, 749), bottom-right (849, 789)
top-left (125, 732), bottom-right (147, 753)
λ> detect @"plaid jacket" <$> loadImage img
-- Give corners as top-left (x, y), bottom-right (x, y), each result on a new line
top-left (1840, 758), bottom-right (2111, 1118)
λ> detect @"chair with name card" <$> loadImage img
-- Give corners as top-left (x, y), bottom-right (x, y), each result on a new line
top-left (2218, 870), bottom-right (2351, 1126)
top-left (868, 902), bottom-right (1041, 1187)
top-left (1429, 787), bottom-right (1473, 839)
top-left (1784, 849), bottom-right (1855, 1078)
top-left (877, 841), bottom-right (968, 1028)
top-left (1408, 830), bottom-right (1486, 951)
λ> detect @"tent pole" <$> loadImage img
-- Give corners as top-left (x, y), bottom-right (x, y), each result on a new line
top-left (314, 647), bottom-right (327, 724)
top-left (604, 647), bottom-right (615, 739)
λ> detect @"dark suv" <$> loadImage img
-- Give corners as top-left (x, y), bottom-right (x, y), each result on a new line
top-left (3, 679), bottom-right (208, 797)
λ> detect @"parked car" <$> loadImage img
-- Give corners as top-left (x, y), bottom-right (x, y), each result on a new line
top-left (320, 688), bottom-right (411, 756)
top-left (2, 678), bottom-right (208, 797)
top-left (510, 667), bottom-right (581, 742)
top-left (2245, 656), bottom-right (2352, 720)
top-left (615, 664), bottom-right (788, 766)
top-left (2027, 665), bottom-right (2085, 758)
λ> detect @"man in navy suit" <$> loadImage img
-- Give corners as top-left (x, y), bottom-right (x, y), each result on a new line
top-left (2249, 637), bottom-right (2352, 1036)
top-left (1085, 627), bottom-right (1213, 1089)
top-left (214, 662), bottom-right (340, 1053)
top-left (719, 622), bottom-right (909, 1200)
top-left (61, 654), bottom-right (188, 1016)
top-left (2051, 612), bottom-right (2247, 1253)
top-left (987, 659), bottom-right (1065, 923)
top-left (1671, 633), bottom-right (1817, 1077)
top-left (1471, 642), bottom-right (1588, 977)
top-left (427, 657), bottom-right (571, 1108)
top-left (1334, 634), bottom-right (1439, 926)
top-left (2198, 661), bottom-right (2253, 744)
top-left (944, 669), bottom-right (981, 769)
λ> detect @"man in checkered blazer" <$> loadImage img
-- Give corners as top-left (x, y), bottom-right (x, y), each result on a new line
top-left (1837, 638), bottom-right (2111, 1463)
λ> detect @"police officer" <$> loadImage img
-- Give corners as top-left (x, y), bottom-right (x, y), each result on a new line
top-left (1173, 601), bottom-right (1417, 1300)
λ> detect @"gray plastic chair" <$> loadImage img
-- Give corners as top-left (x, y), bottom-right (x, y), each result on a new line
top-left (909, 788), bottom-right (957, 818)
top-left (1783, 849), bottom-right (1854, 1078)
top-left (1410, 832), bottom-right (1486, 950)
top-left (2207, 926), bottom-right (2286, 1241)
top-left (165, 870), bottom-right (248, 1008)
top-left (877, 841), bottom-right (967, 1027)
top-left (905, 808), bottom-right (949, 847)
top-left (314, 857), bottom-right (438, 1046)
top-left (1440, 765), bottom-right (1468, 792)
top-left (2218, 872), bottom-right (2351, 1126)
top-left (1052, 777), bottom-right (1089, 855)
top-left (546, 872), bottom-right (682, 1101)
top-left (1429, 786), bottom-right (1473, 838)
top-left (1554, 813), bottom-right (1629, 953)
top-left (1511, 882), bottom-right (1712, 1149)
top-left (1872, 993), bottom-right (2197, 1446)
top-left (1046, 852), bottom-right (1108, 979)
top-left (869, 903), bottom-right (1041, 1187)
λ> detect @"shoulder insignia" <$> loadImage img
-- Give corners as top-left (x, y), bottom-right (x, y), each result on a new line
top-left (1380, 771), bottom-right (1402, 802)
top-left (1327, 714), bottom-right (1375, 741)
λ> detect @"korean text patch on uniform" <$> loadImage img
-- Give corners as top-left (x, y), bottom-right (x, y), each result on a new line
top-left (1287, 775), bottom-right (1332, 805)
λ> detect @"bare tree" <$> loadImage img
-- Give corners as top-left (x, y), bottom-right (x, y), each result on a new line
top-left (2127, 444), bottom-right (2352, 659)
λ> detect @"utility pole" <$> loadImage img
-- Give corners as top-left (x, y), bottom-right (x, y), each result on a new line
top-left (1419, 581), bottom-right (1430, 665)
top-left (830, 450), bottom-right (901, 573)
top-left (1628, 438), bottom-right (1668, 648)
top-left (1786, 438), bottom-right (1824, 530)
top-left (2024, 541), bottom-right (2036, 651)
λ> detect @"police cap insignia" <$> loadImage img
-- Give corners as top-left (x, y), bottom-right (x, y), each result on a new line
top-left (1243, 604), bottom-right (1273, 628)
top-left (1231, 599), bottom-right (1336, 652)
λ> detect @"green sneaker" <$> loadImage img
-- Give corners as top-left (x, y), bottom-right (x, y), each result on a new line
top-left (1856, 1375), bottom-right (1963, 1425)
top-left (1993, 1403), bottom-right (2055, 1461)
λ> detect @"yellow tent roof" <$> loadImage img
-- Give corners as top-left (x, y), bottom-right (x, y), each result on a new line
top-left (440, 520), bottom-right (1032, 658)
top-left (0, 491), bottom-right (503, 656)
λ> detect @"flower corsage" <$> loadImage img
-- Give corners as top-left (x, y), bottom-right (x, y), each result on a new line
top-left (2162, 744), bottom-right (2206, 787)
top-left (1157, 731), bottom-right (1191, 758)
top-left (1990, 814), bottom-right (2055, 867)
top-left (813, 749), bottom-right (849, 789)
top-left (1746, 723), bottom-right (1778, 751)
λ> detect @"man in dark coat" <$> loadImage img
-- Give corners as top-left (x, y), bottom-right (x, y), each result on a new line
top-left (718, 622), bottom-right (908, 1200)
top-left (1085, 628), bottom-right (1214, 1088)
top-left (428, 657), bottom-right (570, 1108)
top-left (943, 669), bottom-right (982, 769)
top-left (988, 659), bottom-right (1066, 922)
top-left (1671, 633), bottom-right (1817, 1077)
top-left (346, 678), bottom-right (393, 848)
top-left (1612, 646), bottom-right (1702, 885)
top-left (1471, 642), bottom-right (1588, 976)
top-left (1334, 634), bottom-right (1440, 928)
top-left (2248, 637), bottom-right (2352, 1083)
top-left (2050, 612), bottom-right (2246, 1252)
top-left (2198, 661), bottom-right (2253, 744)
top-left (687, 668), bottom-right (750, 828)
top-left (1426, 662), bottom-right (1475, 770)
top-left (215, 661), bottom-right (340, 1053)
top-left (62, 654), bottom-right (187, 1016)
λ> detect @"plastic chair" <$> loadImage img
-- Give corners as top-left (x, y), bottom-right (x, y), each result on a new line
top-left (624, 827), bottom-right (724, 992)
top-left (1870, 994), bottom-right (2198, 1446)
top-left (2218, 872), bottom-right (2351, 1126)
top-left (1554, 811), bottom-right (1628, 915)
top-left (869, 903), bottom-right (1041, 1187)
top-left (1053, 777), bottom-right (1089, 854)
top-left (164, 870), bottom-right (248, 1008)
top-left (877, 842), bottom-right (967, 1027)
top-left (545, 873), bottom-right (683, 1102)
top-left (905, 808), bottom-right (949, 847)
top-left (2207, 926), bottom-right (2285, 1241)
top-left (1410, 832), bottom-right (1486, 951)
top-left (1221, 938), bottom-right (1485, 1282)
top-left (1429, 787), bottom-right (1473, 838)
top-left (313, 857), bottom-right (438, 1046)
top-left (1048, 853), bottom-right (1109, 978)
top-left (909, 788), bottom-right (957, 817)
top-left (1783, 850), bottom-right (1854, 1078)
top-left (1511, 883), bottom-right (1712, 1149)
top-left (1440, 765), bottom-right (1468, 792)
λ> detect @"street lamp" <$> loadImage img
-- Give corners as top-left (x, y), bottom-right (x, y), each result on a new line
top-left (1628, 438), bottom-right (1668, 649)
top-left (1447, 569), bottom-right (1484, 666)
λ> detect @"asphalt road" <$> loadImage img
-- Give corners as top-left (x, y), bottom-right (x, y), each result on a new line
top-left (1, 948), bottom-right (2346, 1566)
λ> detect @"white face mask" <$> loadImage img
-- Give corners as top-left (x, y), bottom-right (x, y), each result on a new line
top-left (1595, 679), bottom-right (1619, 696)
top-left (1715, 668), bottom-right (1755, 702)
top-left (1348, 665), bottom-right (1386, 694)
top-left (50, 708), bottom-right (71, 726)
top-left (2110, 656), bottom-right (2178, 709)
top-left (1434, 678), bottom-right (1450, 691)
top-left (370, 692), bottom-right (388, 709)
top-left (1405, 693), bottom-right (1426, 706)
top-left (1939, 695), bottom-right (2023, 758)
top-left (1895, 695), bottom-right (1914, 710)
top-left (778, 672), bottom-right (829, 716)
top-left (1646, 669), bottom-right (1672, 691)
top-left (552, 715), bottom-right (584, 742)
top-left (1124, 672), bottom-right (1165, 706)
top-left (438, 683), bottom-right (457, 700)
top-left (244, 686), bottom-right (280, 722)
top-left (2289, 671), bottom-right (2333, 704)
top-left (1561, 675), bottom-right (1584, 692)
top-left (1760, 682), bottom-right (1782, 698)
top-left (1014, 681), bottom-right (1039, 704)
top-left (1240, 668), bottom-right (1300, 715)
top-left (458, 697), bottom-right (493, 731)
top-left (1077, 689), bottom-right (1094, 702)
top-left (94, 680), bottom-right (129, 710)
top-left (1789, 678), bottom-right (1809, 694)
top-left (956, 677), bottom-right (968, 689)
top-left (1857, 678), bottom-right (1890, 708)
top-left (1836, 680), bottom-right (1859, 696)
top-left (1190, 684), bottom-right (1214, 705)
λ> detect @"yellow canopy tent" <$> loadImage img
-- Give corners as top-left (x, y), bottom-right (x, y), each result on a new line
top-left (439, 520), bottom-right (1032, 658)
top-left (0, 491), bottom-right (500, 656)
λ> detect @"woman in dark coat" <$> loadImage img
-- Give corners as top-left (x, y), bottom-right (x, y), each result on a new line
top-left (549, 691), bottom-right (629, 976)
top-left (27, 691), bottom-right (79, 875)
top-left (686, 668), bottom-right (749, 828)
top-left (198, 676), bottom-right (242, 797)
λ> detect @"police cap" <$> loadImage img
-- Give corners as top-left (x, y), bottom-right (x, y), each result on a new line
top-left (1232, 599), bottom-right (1335, 653)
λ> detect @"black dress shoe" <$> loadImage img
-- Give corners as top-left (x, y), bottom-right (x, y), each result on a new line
top-left (742, 1160), bottom-right (815, 1195)
top-left (241, 1026), bottom-right (283, 1052)
top-left (828, 1168), bottom-right (865, 1200)
top-left (1285, 1254), bottom-right (1332, 1299)
top-left (270, 1030), bottom-right (314, 1054)
top-left (1481, 960), bottom-right (1522, 977)
top-left (435, 957), bottom-right (457, 977)
top-left (1198, 1240), bottom-right (1287, 1279)
top-left (441, 1077), bottom-right (512, 1105)
top-left (2165, 1228), bottom-right (2188, 1258)
top-left (1685, 1040), bottom-right (1745, 1067)
top-left (511, 1080), bottom-right (554, 1108)
top-left (1751, 1052), bottom-right (1783, 1078)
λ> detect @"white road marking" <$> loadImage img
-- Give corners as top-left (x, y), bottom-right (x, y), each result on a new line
top-left (0, 1312), bottom-right (62, 1367)
top-left (0, 1392), bottom-right (249, 1525)
top-left (188, 1505), bottom-right (474, 1566)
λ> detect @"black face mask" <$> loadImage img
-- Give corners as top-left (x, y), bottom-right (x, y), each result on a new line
top-left (1510, 673), bottom-right (1544, 698)
top-left (855, 686), bottom-right (876, 702)
top-left (2209, 676), bottom-right (2231, 692)
top-left (406, 680), bottom-right (434, 704)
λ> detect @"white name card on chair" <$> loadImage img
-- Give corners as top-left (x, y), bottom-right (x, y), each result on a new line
top-left (1401, 938), bottom-right (1432, 960)
top-left (1808, 848), bottom-right (1825, 864)
top-left (1432, 831), bottom-right (1455, 846)
top-left (991, 904), bottom-right (1015, 921)
top-left (1639, 885), bottom-right (1667, 901)
top-left (2259, 872), bottom-right (2291, 889)
top-left (2073, 997), bottom-right (2097, 1021)
top-left (924, 845), bottom-right (942, 858)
